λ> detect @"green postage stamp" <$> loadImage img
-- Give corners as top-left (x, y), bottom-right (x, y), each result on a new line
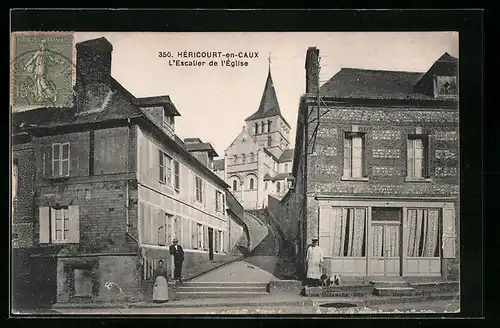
top-left (10, 32), bottom-right (76, 109)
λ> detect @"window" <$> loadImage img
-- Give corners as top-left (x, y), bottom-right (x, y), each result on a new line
top-left (232, 180), bottom-right (238, 192)
top-left (435, 76), bottom-right (457, 97)
top-left (319, 207), bottom-right (366, 257)
top-left (267, 120), bottom-right (271, 132)
top-left (197, 223), bottom-right (203, 249)
top-left (406, 208), bottom-right (440, 257)
top-left (264, 181), bottom-right (268, 190)
top-left (158, 150), bottom-right (172, 185)
top-left (39, 205), bottom-right (80, 244)
top-left (261, 122), bottom-right (265, 134)
top-left (195, 176), bottom-right (204, 203)
top-left (250, 153), bottom-right (255, 162)
top-left (276, 181), bottom-right (281, 193)
top-left (254, 123), bottom-right (258, 135)
top-left (173, 161), bottom-right (180, 192)
top-left (284, 163), bottom-right (288, 172)
top-left (407, 135), bottom-right (430, 179)
top-left (217, 230), bottom-right (223, 253)
top-left (233, 155), bottom-right (238, 165)
top-left (242, 154), bottom-right (246, 164)
top-left (52, 142), bottom-right (70, 177)
top-left (249, 178), bottom-right (254, 190)
top-left (343, 132), bottom-right (365, 179)
top-left (267, 136), bottom-right (272, 147)
top-left (215, 190), bottom-right (225, 212)
top-left (53, 207), bottom-right (69, 241)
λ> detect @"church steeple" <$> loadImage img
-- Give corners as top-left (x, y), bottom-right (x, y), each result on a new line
top-left (245, 61), bottom-right (282, 122)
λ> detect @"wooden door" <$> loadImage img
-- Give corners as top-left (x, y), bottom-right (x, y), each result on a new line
top-left (208, 228), bottom-right (214, 261)
top-left (370, 221), bottom-right (402, 276)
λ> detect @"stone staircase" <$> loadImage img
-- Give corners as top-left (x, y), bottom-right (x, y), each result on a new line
top-left (175, 282), bottom-right (269, 299)
top-left (370, 279), bottom-right (419, 297)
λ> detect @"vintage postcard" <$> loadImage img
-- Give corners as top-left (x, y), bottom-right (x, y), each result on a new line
top-left (11, 30), bottom-right (460, 315)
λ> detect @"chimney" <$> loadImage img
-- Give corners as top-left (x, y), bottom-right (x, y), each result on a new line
top-left (305, 47), bottom-right (320, 94)
top-left (76, 37), bottom-right (113, 85)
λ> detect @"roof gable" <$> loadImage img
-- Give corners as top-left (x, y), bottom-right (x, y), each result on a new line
top-left (226, 127), bottom-right (258, 153)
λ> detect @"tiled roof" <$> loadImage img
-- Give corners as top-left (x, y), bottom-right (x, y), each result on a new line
top-left (278, 148), bottom-right (294, 163)
top-left (319, 68), bottom-right (429, 100)
top-left (184, 142), bottom-right (219, 158)
top-left (213, 159), bottom-right (225, 171)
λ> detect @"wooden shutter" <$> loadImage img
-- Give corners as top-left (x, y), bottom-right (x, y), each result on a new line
top-left (166, 214), bottom-right (173, 245)
top-left (407, 138), bottom-right (414, 178)
top-left (214, 230), bottom-right (218, 253)
top-left (203, 225), bottom-right (209, 250)
top-left (175, 216), bottom-right (182, 242)
top-left (191, 221), bottom-right (198, 249)
top-left (39, 207), bottom-right (50, 243)
top-left (318, 206), bottom-right (332, 257)
top-left (158, 210), bottom-right (166, 246)
top-left (68, 205), bottom-right (80, 243)
top-left (158, 149), bottom-right (164, 183)
top-left (343, 136), bottom-right (351, 178)
top-left (442, 207), bottom-right (456, 259)
top-left (361, 134), bottom-right (367, 177)
top-left (182, 218), bottom-right (190, 248)
top-left (423, 135), bottom-right (431, 178)
top-left (174, 160), bottom-right (180, 191)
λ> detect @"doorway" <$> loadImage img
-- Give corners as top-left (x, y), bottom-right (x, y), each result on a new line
top-left (370, 208), bottom-right (402, 276)
top-left (208, 228), bottom-right (214, 261)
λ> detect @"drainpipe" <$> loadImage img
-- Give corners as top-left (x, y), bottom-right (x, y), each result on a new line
top-left (125, 118), bottom-right (138, 245)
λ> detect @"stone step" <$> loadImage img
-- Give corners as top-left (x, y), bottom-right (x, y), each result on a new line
top-left (176, 291), bottom-right (269, 299)
top-left (179, 282), bottom-right (269, 288)
top-left (177, 286), bottom-right (267, 293)
top-left (373, 286), bottom-right (420, 297)
top-left (370, 280), bottom-right (411, 288)
top-left (303, 285), bottom-right (374, 297)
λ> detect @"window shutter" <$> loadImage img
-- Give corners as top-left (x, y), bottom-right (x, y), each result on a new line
top-left (158, 210), bottom-right (166, 246)
top-left (203, 225), bottom-right (209, 250)
top-left (343, 136), bottom-right (351, 178)
top-left (182, 218), bottom-right (190, 248)
top-left (318, 206), bottom-right (332, 257)
top-left (442, 207), bottom-right (456, 259)
top-left (407, 138), bottom-right (414, 178)
top-left (361, 134), bottom-right (367, 177)
top-left (424, 136), bottom-right (431, 178)
top-left (39, 207), bottom-right (50, 244)
top-left (166, 215), bottom-right (173, 245)
top-left (68, 205), bottom-right (80, 243)
top-left (214, 230), bottom-right (218, 253)
top-left (191, 221), bottom-right (198, 249)
top-left (158, 149), bottom-right (164, 183)
top-left (174, 161), bottom-right (180, 191)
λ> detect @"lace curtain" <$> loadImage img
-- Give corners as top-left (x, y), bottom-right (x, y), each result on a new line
top-left (331, 208), bottom-right (366, 257)
top-left (406, 209), bottom-right (440, 257)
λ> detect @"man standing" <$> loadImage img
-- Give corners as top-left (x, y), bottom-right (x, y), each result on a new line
top-left (306, 237), bottom-right (323, 287)
top-left (169, 238), bottom-right (184, 283)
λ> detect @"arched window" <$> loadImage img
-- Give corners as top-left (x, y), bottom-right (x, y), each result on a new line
top-left (267, 136), bottom-right (272, 147)
top-left (250, 153), bottom-right (255, 162)
top-left (276, 181), bottom-right (281, 193)
top-left (233, 180), bottom-right (238, 191)
top-left (268, 120), bottom-right (271, 132)
top-left (254, 123), bottom-right (258, 135)
top-left (264, 181), bottom-right (268, 190)
top-left (241, 154), bottom-right (246, 163)
top-left (233, 155), bottom-right (238, 165)
top-left (249, 178), bottom-right (254, 190)
top-left (285, 163), bottom-right (289, 172)
top-left (260, 121), bottom-right (265, 134)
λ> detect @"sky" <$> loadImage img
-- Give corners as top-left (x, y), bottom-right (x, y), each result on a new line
top-left (75, 32), bottom-right (458, 158)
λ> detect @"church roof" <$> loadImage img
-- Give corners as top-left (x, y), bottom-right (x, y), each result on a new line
top-left (278, 149), bottom-right (294, 163)
top-left (245, 70), bottom-right (290, 127)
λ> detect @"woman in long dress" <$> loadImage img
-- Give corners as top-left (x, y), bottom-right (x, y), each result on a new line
top-left (306, 237), bottom-right (324, 287)
top-left (153, 260), bottom-right (169, 303)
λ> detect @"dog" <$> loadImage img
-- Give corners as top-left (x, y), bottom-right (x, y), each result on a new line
top-left (320, 274), bottom-right (341, 287)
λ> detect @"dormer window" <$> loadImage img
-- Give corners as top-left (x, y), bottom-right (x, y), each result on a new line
top-left (162, 109), bottom-right (175, 136)
top-left (434, 75), bottom-right (457, 98)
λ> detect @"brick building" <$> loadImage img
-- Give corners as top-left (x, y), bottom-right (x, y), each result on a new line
top-left (276, 47), bottom-right (459, 280)
top-left (11, 37), bottom-right (247, 306)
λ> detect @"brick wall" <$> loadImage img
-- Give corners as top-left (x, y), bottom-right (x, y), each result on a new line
top-left (308, 104), bottom-right (459, 197)
top-left (13, 143), bottom-right (35, 248)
